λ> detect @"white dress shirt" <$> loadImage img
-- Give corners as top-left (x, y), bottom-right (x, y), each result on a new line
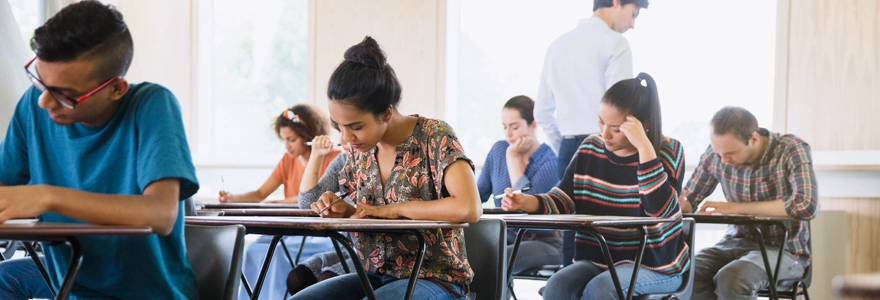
top-left (535, 17), bottom-right (633, 153)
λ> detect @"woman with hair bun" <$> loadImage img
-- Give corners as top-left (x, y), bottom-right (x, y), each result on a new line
top-left (292, 36), bottom-right (481, 300)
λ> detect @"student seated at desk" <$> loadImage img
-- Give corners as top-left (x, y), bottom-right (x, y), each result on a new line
top-left (220, 104), bottom-right (342, 300)
top-left (476, 96), bottom-right (562, 276)
top-left (0, 1), bottom-right (198, 298)
top-left (680, 106), bottom-right (819, 300)
top-left (503, 73), bottom-right (690, 299)
top-left (219, 104), bottom-right (341, 204)
top-left (295, 36), bottom-right (481, 300)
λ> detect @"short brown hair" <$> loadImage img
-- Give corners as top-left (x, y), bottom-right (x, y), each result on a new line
top-left (503, 95), bottom-right (535, 124)
top-left (711, 106), bottom-right (759, 144)
top-left (274, 104), bottom-right (329, 144)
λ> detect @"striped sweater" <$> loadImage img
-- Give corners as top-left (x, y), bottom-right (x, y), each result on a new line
top-left (534, 136), bottom-right (690, 276)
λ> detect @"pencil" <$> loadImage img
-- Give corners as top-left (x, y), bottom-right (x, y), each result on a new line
top-left (318, 191), bottom-right (352, 214)
top-left (494, 187), bottom-right (531, 199)
top-left (305, 142), bottom-right (343, 146)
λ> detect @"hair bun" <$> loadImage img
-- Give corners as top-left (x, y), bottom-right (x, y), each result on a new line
top-left (343, 36), bottom-right (387, 70)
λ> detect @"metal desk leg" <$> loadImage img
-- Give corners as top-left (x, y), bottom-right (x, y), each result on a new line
top-left (331, 238), bottom-right (352, 274)
top-left (251, 235), bottom-right (283, 300)
top-left (56, 238), bottom-right (83, 300)
top-left (585, 228), bottom-right (626, 300)
top-left (25, 242), bottom-right (55, 297)
top-left (772, 222), bottom-right (789, 296)
top-left (240, 273), bottom-right (253, 296)
top-left (506, 229), bottom-right (526, 300)
top-left (327, 231), bottom-right (376, 300)
top-left (402, 229), bottom-right (428, 300)
top-left (623, 226), bottom-right (648, 300)
top-left (751, 226), bottom-right (778, 300)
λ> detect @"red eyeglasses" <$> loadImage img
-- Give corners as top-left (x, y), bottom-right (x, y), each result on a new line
top-left (24, 56), bottom-right (121, 109)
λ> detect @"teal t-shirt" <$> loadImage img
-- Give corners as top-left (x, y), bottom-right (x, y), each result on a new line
top-left (0, 83), bottom-right (199, 299)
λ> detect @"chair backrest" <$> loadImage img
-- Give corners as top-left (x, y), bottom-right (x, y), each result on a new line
top-left (634, 217), bottom-right (695, 300)
top-left (183, 197), bottom-right (197, 216)
top-left (185, 224), bottom-right (246, 300)
top-left (464, 218), bottom-right (507, 300)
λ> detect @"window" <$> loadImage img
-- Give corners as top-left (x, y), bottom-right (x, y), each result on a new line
top-left (195, 0), bottom-right (308, 166)
top-left (627, 0), bottom-right (776, 161)
top-left (449, 0), bottom-right (775, 166)
top-left (8, 0), bottom-right (43, 47)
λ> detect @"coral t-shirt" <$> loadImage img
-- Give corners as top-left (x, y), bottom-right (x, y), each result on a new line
top-left (271, 149), bottom-right (342, 198)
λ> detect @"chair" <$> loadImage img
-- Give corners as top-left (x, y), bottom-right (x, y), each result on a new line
top-left (634, 217), bottom-right (695, 300)
top-left (465, 218), bottom-right (507, 300)
top-left (757, 222), bottom-right (812, 300)
top-left (185, 224), bottom-right (246, 300)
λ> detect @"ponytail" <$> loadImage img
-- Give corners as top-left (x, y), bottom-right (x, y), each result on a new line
top-left (602, 72), bottom-right (664, 156)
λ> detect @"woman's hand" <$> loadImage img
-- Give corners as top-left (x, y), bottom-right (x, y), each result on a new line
top-left (506, 136), bottom-right (536, 157)
top-left (218, 191), bottom-right (233, 203)
top-left (618, 116), bottom-right (652, 152)
top-left (350, 202), bottom-right (400, 219)
top-left (310, 191), bottom-right (355, 218)
top-left (309, 135), bottom-right (336, 157)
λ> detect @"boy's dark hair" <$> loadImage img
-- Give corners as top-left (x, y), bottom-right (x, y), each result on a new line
top-left (601, 72), bottom-right (663, 156)
top-left (327, 36), bottom-right (402, 117)
top-left (711, 106), bottom-right (760, 144)
top-left (275, 104), bottom-right (330, 144)
top-left (593, 0), bottom-right (649, 11)
top-left (503, 95), bottom-right (536, 124)
top-left (31, 0), bottom-right (133, 82)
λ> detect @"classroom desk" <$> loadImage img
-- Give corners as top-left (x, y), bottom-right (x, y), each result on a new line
top-left (482, 207), bottom-right (526, 214)
top-left (683, 213), bottom-right (794, 300)
top-left (185, 216), bottom-right (467, 300)
top-left (484, 214), bottom-right (675, 300)
top-left (194, 201), bottom-right (301, 209)
top-left (0, 221), bottom-right (153, 300)
top-left (833, 273), bottom-right (880, 298)
top-left (197, 208), bottom-right (318, 217)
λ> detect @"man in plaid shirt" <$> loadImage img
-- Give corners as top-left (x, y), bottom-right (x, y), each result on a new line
top-left (680, 106), bottom-right (819, 300)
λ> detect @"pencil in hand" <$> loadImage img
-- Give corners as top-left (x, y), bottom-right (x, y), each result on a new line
top-left (318, 191), bottom-right (352, 215)
top-left (494, 187), bottom-right (531, 199)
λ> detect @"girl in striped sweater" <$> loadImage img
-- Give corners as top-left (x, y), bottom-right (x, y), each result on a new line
top-left (503, 72), bottom-right (690, 299)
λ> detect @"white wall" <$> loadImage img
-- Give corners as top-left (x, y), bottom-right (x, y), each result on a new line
top-left (0, 0), bottom-right (32, 139)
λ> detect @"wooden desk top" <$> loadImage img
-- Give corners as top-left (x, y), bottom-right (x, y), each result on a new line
top-left (682, 213), bottom-right (795, 224)
top-left (834, 273), bottom-right (880, 298)
top-left (196, 202), bottom-right (301, 209)
top-left (198, 208), bottom-right (318, 217)
top-left (0, 221), bottom-right (153, 238)
top-left (185, 216), bottom-right (468, 231)
top-left (482, 214), bottom-right (676, 229)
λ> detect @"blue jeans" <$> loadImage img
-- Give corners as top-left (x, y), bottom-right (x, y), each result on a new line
top-left (543, 261), bottom-right (681, 300)
top-left (289, 272), bottom-right (466, 300)
top-left (0, 257), bottom-right (53, 300)
top-left (241, 235), bottom-right (335, 300)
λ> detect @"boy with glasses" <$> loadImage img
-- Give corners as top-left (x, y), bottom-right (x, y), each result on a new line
top-left (0, 1), bottom-right (198, 299)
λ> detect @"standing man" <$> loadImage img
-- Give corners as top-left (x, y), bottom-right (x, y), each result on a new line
top-left (0, 1), bottom-right (199, 299)
top-left (534, 0), bottom-right (648, 266)
top-left (682, 106), bottom-right (819, 299)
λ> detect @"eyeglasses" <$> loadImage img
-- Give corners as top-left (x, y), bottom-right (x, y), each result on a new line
top-left (24, 56), bottom-right (121, 109)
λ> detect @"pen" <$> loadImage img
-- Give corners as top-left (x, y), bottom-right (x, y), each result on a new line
top-left (494, 187), bottom-right (531, 199)
top-left (305, 142), bottom-right (343, 146)
top-left (318, 191), bottom-right (353, 215)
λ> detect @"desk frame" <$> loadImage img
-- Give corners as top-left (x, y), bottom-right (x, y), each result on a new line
top-left (186, 217), bottom-right (466, 300)
top-left (684, 214), bottom-right (792, 300)
top-left (494, 215), bottom-right (675, 300)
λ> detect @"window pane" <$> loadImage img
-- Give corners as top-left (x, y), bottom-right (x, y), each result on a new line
top-left (8, 0), bottom-right (42, 47)
top-left (456, 0), bottom-right (591, 163)
top-left (204, 0), bottom-right (307, 160)
top-left (627, 0), bottom-right (776, 162)
top-left (455, 1), bottom-right (775, 165)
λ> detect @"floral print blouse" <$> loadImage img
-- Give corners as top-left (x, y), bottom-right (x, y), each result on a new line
top-left (338, 115), bottom-right (475, 285)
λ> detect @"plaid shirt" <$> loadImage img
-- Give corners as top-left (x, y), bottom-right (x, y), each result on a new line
top-left (683, 132), bottom-right (819, 265)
